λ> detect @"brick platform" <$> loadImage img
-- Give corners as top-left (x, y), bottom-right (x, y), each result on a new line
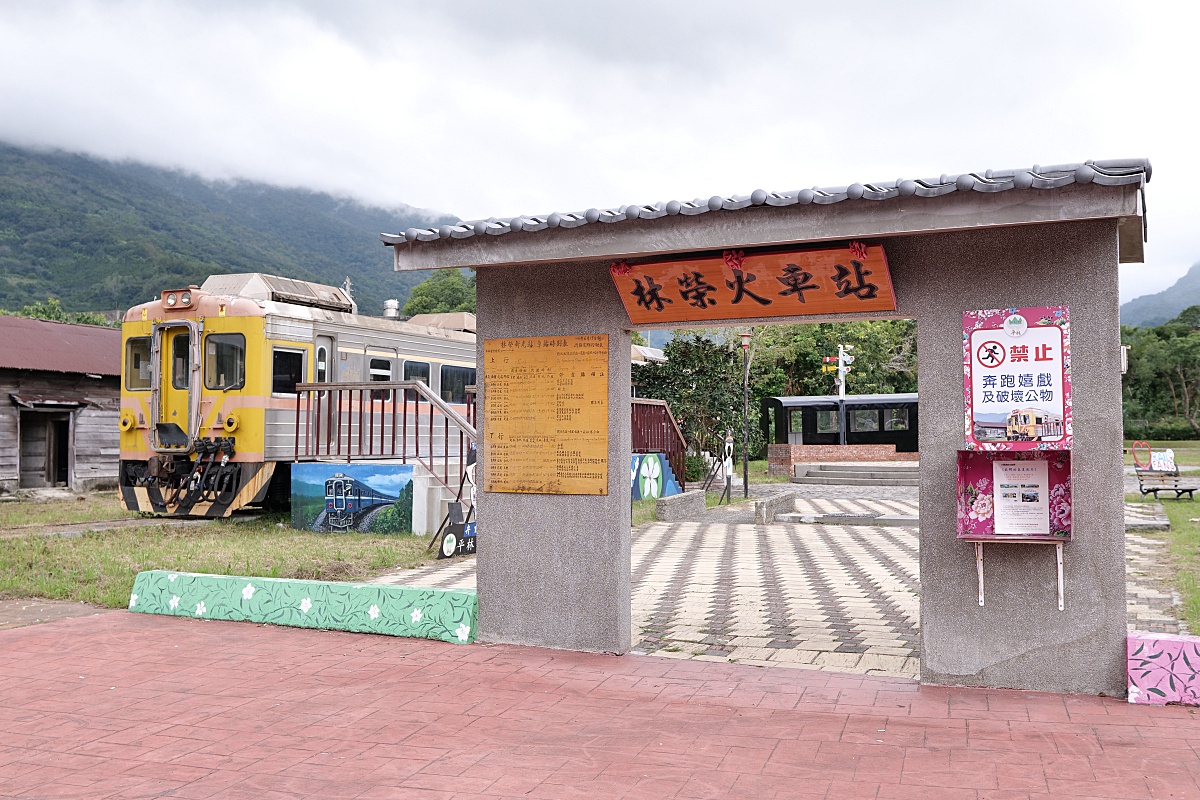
top-left (1, 613), bottom-right (1196, 799)
top-left (768, 445), bottom-right (919, 477)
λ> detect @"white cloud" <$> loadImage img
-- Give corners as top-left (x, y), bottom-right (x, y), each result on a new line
top-left (0, 0), bottom-right (1196, 302)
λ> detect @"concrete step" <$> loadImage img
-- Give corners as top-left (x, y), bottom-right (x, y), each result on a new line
top-left (791, 475), bottom-right (920, 487)
top-left (796, 469), bottom-right (918, 481)
top-left (803, 463), bottom-right (920, 476)
top-left (776, 511), bottom-right (918, 527)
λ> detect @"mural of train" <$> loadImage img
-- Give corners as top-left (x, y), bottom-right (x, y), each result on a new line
top-left (117, 273), bottom-right (476, 517)
top-left (324, 472), bottom-right (395, 531)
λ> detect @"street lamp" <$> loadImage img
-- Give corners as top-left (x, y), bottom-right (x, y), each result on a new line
top-left (740, 330), bottom-right (752, 499)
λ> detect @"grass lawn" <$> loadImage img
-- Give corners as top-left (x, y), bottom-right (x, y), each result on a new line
top-left (748, 458), bottom-right (791, 484)
top-left (1153, 499), bottom-right (1200, 630)
top-left (1124, 440), bottom-right (1200, 467)
top-left (631, 497), bottom-right (658, 527)
top-left (0, 512), bottom-right (432, 609)
top-left (0, 491), bottom-right (139, 528)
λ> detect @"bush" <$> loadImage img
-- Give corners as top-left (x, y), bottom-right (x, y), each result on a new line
top-left (1123, 419), bottom-right (1200, 441)
top-left (685, 454), bottom-right (710, 482)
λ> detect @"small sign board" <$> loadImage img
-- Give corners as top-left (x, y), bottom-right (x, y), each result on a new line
top-left (483, 334), bottom-right (609, 495)
top-left (610, 244), bottom-right (897, 325)
top-left (963, 306), bottom-right (1071, 450)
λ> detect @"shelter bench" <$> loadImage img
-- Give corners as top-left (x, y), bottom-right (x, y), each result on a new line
top-left (1136, 469), bottom-right (1200, 500)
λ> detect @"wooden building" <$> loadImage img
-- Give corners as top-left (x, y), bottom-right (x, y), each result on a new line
top-left (0, 316), bottom-right (121, 493)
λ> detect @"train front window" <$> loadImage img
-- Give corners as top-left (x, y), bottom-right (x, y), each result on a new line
top-left (272, 349), bottom-right (305, 395)
top-left (125, 337), bottom-right (151, 391)
top-left (440, 365), bottom-right (476, 404)
top-left (204, 334), bottom-right (245, 390)
top-left (404, 360), bottom-right (430, 402)
top-left (171, 333), bottom-right (190, 390)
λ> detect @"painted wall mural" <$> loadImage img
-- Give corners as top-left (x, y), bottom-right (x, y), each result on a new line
top-left (630, 453), bottom-right (683, 500)
top-left (1128, 632), bottom-right (1200, 705)
top-left (291, 463), bottom-right (414, 533)
top-left (128, 570), bottom-right (477, 645)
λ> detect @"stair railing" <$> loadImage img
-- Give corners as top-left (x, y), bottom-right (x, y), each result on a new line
top-left (631, 398), bottom-right (688, 491)
top-left (293, 380), bottom-right (476, 495)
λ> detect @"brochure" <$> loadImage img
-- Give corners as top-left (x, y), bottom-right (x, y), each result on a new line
top-left (992, 459), bottom-right (1050, 536)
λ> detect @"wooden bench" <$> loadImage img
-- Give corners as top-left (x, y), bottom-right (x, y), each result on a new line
top-left (1136, 469), bottom-right (1200, 500)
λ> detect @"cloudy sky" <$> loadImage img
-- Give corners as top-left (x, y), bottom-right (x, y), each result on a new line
top-left (0, 1), bottom-right (1195, 302)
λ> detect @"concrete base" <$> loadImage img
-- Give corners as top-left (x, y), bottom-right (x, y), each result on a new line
top-left (411, 468), bottom-right (458, 536)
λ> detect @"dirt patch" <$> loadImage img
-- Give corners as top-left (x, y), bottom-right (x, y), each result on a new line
top-left (0, 598), bottom-right (113, 630)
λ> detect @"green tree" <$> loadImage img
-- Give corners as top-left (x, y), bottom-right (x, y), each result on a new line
top-left (1122, 306), bottom-right (1200, 436)
top-left (0, 297), bottom-right (113, 326)
top-left (402, 270), bottom-right (476, 316)
top-left (752, 319), bottom-right (917, 400)
top-left (633, 333), bottom-right (761, 456)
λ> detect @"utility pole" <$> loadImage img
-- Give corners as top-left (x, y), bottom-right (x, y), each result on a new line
top-left (739, 330), bottom-right (753, 498)
top-left (837, 344), bottom-right (854, 446)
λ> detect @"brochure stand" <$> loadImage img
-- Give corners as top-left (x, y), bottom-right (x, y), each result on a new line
top-left (957, 449), bottom-right (1072, 610)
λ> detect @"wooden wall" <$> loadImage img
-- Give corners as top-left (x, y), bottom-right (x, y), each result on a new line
top-left (0, 369), bottom-right (120, 493)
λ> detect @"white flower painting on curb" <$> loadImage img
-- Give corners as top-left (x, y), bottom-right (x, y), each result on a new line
top-left (168, 595), bottom-right (180, 610)
top-left (242, 583), bottom-right (256, 600)
top-left (299, 598), bottom-right (312, 614)
top-left (455, 623), bottom-right (471, 642)
top-left (368, 605), bottom-right (380, 620)
top-left (195, 601), bottom-right (206, 616)
top-left (128, 594), bottom-right (137, 608)
top-left (410, 608), bottom-right (423, 624)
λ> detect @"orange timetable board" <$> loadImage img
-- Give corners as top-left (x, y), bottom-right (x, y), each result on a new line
top-left (483, 334), bottom-right (609, 495)
top-left (609, 244), bottom-right (896, 325)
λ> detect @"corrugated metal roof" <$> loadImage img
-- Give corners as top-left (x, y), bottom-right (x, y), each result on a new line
top-left (0, 315), bottom-right (121, 376)
top-left (381, 159), bottom-right (1151, 248)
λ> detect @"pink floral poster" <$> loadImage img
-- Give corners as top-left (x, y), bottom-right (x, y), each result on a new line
top-left (963, 306), bottom-right (1071, 451)
top-left (957, 449), bottom-right (1072, 541)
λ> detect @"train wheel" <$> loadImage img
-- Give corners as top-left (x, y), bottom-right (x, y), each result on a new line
top-left (440, 531), bottom-right (458, 558)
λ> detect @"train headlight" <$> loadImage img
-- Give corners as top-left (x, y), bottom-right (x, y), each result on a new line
top-left (180, 291), bottom-right (192, 306)
top-left (165, 292), bottom-right (177, 307)
top-left (119, 413), bottom-right (135, 432)
top-left (222, 414), bottom-right (239, 433)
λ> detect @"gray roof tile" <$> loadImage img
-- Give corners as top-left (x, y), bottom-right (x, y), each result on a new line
top-left (381, 159), bottom-right (1150, 248)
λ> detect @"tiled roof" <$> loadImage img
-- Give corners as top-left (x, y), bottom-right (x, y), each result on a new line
top-left (0, 315), bottom-right (120, 376)
top-left (380, 159), bottom-right (1151, 248)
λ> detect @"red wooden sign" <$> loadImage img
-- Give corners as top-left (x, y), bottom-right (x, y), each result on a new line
top-left (609, 244), bottom-right (896, 325)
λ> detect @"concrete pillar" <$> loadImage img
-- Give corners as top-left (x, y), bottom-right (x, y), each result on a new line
top-left (895, 220), bottom-right (1126, 695)
top-left (475, 261), bottom-right (632, 653)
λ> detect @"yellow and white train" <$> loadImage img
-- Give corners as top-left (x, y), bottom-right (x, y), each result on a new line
top-left (118, 273), bottom-right (475, 517)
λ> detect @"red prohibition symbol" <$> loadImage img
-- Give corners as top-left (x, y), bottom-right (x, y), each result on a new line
top-left (976, 340), bottom-right (1006, 368)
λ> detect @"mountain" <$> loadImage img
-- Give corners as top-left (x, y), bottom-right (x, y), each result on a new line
top-left (1121, 261), bottom-right (1200, 327)
top-left (0, 143), bottom-right (457, 316)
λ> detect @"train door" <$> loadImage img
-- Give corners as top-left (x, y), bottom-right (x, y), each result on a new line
top-left (314, 336), bottom-right (337, 449)
top-left (154, 322), bottom-right (198, 449)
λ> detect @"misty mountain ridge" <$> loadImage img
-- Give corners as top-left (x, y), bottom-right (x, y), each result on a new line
top-left (0, 142), bottom-right (457, 316)
top-left (1121, 261), bottom-right (1200, 327)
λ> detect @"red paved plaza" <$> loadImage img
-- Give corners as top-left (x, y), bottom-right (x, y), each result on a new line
top-left (0, 613), bottom-right (1197, 799)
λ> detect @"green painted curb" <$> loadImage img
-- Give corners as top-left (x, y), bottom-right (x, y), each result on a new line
top-left (128, 571), bottom-right (476, 644)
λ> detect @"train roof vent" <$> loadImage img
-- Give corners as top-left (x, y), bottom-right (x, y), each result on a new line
top-left (200, 273), bottom-right (354, 313)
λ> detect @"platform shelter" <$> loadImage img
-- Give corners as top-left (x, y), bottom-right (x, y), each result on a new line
top-left (382, 159), bottom-right (1150, 695)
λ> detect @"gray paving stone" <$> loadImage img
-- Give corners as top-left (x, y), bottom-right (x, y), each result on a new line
top-left (377, 483), bottom-right (1189, 677)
